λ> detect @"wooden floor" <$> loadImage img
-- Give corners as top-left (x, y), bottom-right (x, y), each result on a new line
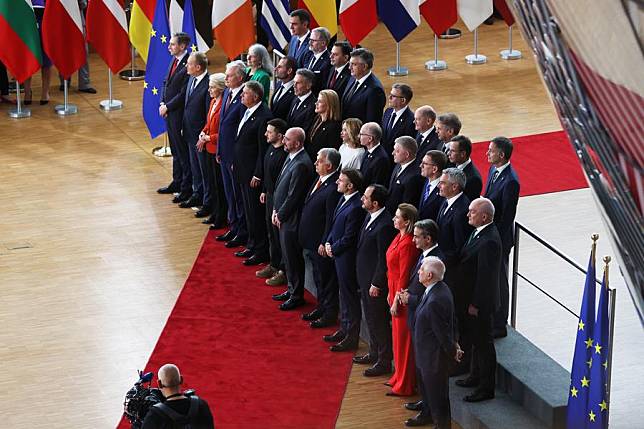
top-left (0, 20), bottom-right (561, 428)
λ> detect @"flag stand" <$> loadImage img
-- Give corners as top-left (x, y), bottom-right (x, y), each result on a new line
top-left (387, 42), bottom-right (408, 76)
top-left (8, 82), bottom-right (31, 118)
top-left (55, 80), bottom-right (78, 116)
top-left (152, 133), bottom-right (172, 157)
top-left (500, 25), bottom-right (522, 60)
top-left (439, 28), bottom-right (461, 39)
top-left (425, 34), bottom-right (447, 71)
top-left (465, 28), bottom-right (487, 65)
top-left (100, 71), bottom-right (123, 111)
top-left (119, 45), bottom-right (145, 81)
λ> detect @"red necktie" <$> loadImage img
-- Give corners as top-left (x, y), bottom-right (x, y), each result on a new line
top-left (329, 70), bottom-right (338, 88)
top-left (169, 58), bottom-right (178, 77)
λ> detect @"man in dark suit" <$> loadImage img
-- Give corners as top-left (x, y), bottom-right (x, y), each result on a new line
top-left (354, 184), bottom-right (397, 376)
top-left (401, 257), bottom-right (462, 428)
top-left (435, 113), bottom-right (462, 162)
top-left (414, 105), bottom-right (441, 162)
top-left (179, 52), bottom-right (210, 212)
top-left (299, 148), bottom-right (342, 327)
top-left (286, 69), bottom-right (316, 132)
top-left (287, 9), bottom-right (311, 66)
top-left (233, 81), bottom-right (273, 264)
top-left (381, 83), bottom-right (416, 155)
top-left (386, 136), bottom-right (424, 215)
top-left (157, 32), bottom-right (191, 200)
top-left (323, 169), bottom-right (364, 351)
top-left (359, 122), bottom-right (392, 187)
top-left (455, 197), bottom-right (502, 403)
top-left (418, 150), bottom-right (447, 221)
top-left (484, 137), bottom-right (520, 338)
top-left (301, 27), bottom-right (332, 94)
top-left (448, 135), bottom-right (482, 202)
top-left (326, 41), bottom-right (352, 98)
top-left (341, 48), bottom-right (386, 125)
top-left (270, 56), bottom-right (297, 121)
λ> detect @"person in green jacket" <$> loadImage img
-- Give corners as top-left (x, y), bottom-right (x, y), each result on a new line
top-left (246, 44), bottom-right (273, 105)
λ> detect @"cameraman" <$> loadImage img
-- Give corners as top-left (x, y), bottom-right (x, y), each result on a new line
top-left (142, 364), bottom-right (215, 428)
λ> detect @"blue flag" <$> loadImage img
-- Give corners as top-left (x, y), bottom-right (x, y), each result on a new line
top-left (566, 249), bottom-right (597, 428)
top-left (182, 0), bottom-right (198, 54)
top-left (377, 0), bottom-right (420, 43)
top-left (260, 0), bottom-right (291, 50)
top-left (588, 269), bottom-right (610, 428)
top-left (143, 0), bottom-right (173, 138)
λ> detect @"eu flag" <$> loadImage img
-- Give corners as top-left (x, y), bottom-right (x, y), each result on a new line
top-left (588, 266), bottom-right (610, 428)
top-left (142, 0), bottom-right (173, 138)
top-left (182, 0), bottom-right (198, 54)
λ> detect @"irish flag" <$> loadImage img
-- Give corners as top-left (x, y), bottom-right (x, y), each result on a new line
top-left (212, 0), bottom-right (254, 60)
top-left (0, 0), bottom-right (42, 83)
top-left (129, 0), bottom-right (155, 63)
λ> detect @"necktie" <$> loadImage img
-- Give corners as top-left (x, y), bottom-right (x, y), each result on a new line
top-left (416, 132), bottom-right (423, 146)
top-left (188, 78), bottom-right (197, 98)
top-left (410, 254), bottom-right (424, 282)
top-left (273, 85), bottom-right (283, 104)
top-left (441, 142), bottom-right (449, 155)
top-left (278, 156), bottom-right (292, 180)
top-left (290, 99), bottom-right (301, 116)
top-left (329, 70), bottom-right (338, 87)
top-left (225, 90), bottom-right (233, 111)
top-left (237, 109), bottom-right (251, 135)
top-left (492, 169), bottom-right (500, 183)
top-left (309, 55), bottom-right (317, 69)
top-left (169, 58), bottom-right (178, 77)
top-left (294, 39), bottom-right (301, 56)
top-left (346, 80), bottom-right (359, 100)
top-left (387, 111), bottom-right (397, 131)
top-left (466, 229), bottom-right (478, 246)
top-left (312, 178), bottom-right (322, 193)
top-left (421, 180), bottom-right (431, 206)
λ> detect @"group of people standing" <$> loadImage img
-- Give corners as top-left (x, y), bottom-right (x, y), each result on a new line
top-left (155, 9), bottom-right (521, 428)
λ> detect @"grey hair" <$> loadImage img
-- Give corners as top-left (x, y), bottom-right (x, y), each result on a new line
top-left (312, 27), bottom-right (331, 44)
top-left (319, 147), bottom-right (341, 169)
top-left (394, 135), bottom-right (418, 158)
top-left (226, 60), bottom-right (247, 79)
top-left (443, 167), bottom-right (467, 191)
top-left (421, 256), bottom-right (445, 281)
top-left (248, 43), bottom-right (274, 76)
top-left (473, 197), bottom-right (496, 219)
top-left (209, 72), bottom-right (226, 90)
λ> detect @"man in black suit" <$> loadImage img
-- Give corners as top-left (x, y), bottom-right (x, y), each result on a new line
top-left (179, 52), bottom-right (210, 212)
top-left (435, 113), bottom-right (462, 161)
top-left (448, 135), bottom-right (483, 202)
top-left (270, 56), bottom-right (297, 121)
top-left (299, 148), bottom-right (342, 327)
top-left (359, 122), bottom-right (392, 187)
top-left (326, 41), bottom-right (352, 98)
top-left (354, 184), bottom-right (397, 376)
top-left (233, 81), bottom-right (273, 265)
top-left (414, 105), bottom-right (441, 162)
top-left (301, 27), bottom-right (332, 94)
top-left (386, 136), bottom-right (424, 215)
top-left (341, 48), bottom-right (386, 124)
top-left (484, 137), bottom-right (520, 338)
top-left (455, 197), bottom-right (502, 403)
top-left (381, 83), bottom-right (416, 155)
top-left (418, 150), bottom-right (447, 222)
top-left (157, 32), bottom-right (191, 200)
top-left (286, 68), bottom-right (316, 132)
top-left (271, 127), bottom-right (315, 310)
top-left (323, 169), bottom-right (364, 352)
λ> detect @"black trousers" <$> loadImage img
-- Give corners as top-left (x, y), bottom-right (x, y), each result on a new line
top-left (418, 358), bottom-right (451, 429)
top-left (335, 254), bottom-right (361, 340)
top-left (467, 312), bottom-right (497, 394)
top-left (208, 156), bottom-right (227, 222)
top-left (239, 182), bottom-right (267, 257)
top-left (167, 116), bottom-right (191, 194)
top-left (304, 249), bottom-right (338, 319)
top-left (494, 249), bottom-right (511, 331)
top-left (280, 225), bottom-right (306, 299)
top-left (360, 284), bottom-right (392, 366)
top-left (265, 193), bottom-right (283, 269)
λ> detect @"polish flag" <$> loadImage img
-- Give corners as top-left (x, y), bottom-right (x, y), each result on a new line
top-left (212, 0), bottom-right (254, 60)
top-left (86, 0), bottom-right (130, 73)
top-left (457, 0), bottom-right (493, 32)
top-left (419, 0), bottom-right (458, 36)
top-left (42, 0), bottom-right (86, 79)
top-left (339, 0), bottom-right (378, 46)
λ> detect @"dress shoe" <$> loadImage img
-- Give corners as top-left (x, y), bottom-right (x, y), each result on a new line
top-left (265, 270), bottom-right (286, 286)
top-left (352, 354), bottom-right (377, 365)
top-left (179, 196), bottom-right (201, 208)
top-left (59, 84), bottom-right (65, 91)
top-left (310, 316), bottom-right (335, 329)
top-left (209, 220), bottom-right (226, 229)
top-left (234, 249), bottom-right (253, 258)
top-left (279, 297), bottom-right (305, 311)
top-left (404, 400), bottom-right (423, 411)
top-left (224, 237), bottom-right (247, 248)
top-left (301, 308), bottom-right (323, 321)
top-left (243, 255), bottom-right (268, 266)
top-left (405, 414), bottom-right (433, 427)
top-left (493, 327), bottom-right (508, 338)
top-left (157, 185), bottom-right (178, 194)
top-left (464, 390), bottom-right (495, 402)
top-left (455, 377), bottom-right (480, 388)
top-left (172, 192), bottom-right (191, 204)
top-left (329, 338), bottom-right (358, 352)
top-left (364, 364), bottom-right (392, 377)
top-left (39, 99), bottom-right (49, 105)
top-left (79, 87), bottom-right (97, 94)
top-left (385, 391), bottom-right (405, 397)
top-left (256, 265), bottom-right (277, 279)
top-left (323, 330), bottom-right (346, 343)
top-left (194, 208), bottom-right (211, 218)
top-left (272, 291), bottom-right (290, 301)
top-left (216, 230), bottom-right (235, 242)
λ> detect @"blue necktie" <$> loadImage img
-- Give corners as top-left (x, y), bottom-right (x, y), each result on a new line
top-left (421, 180), bottom-right (431, 207)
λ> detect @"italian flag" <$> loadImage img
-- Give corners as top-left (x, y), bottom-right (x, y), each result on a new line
top-left (0, 0), bottom-right (42, 83)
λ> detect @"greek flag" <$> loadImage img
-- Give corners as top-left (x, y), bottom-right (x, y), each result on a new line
top-left (261, 0), bottom-right (291, 51)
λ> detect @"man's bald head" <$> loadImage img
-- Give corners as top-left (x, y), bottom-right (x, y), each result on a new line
top-left (467, 197), bottom-right (495, 227)
top-left (158, 363), bottom-right (182, 389)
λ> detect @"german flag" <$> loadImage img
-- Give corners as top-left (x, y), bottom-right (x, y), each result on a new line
top-left (129, 0), bottom-right (155, 63)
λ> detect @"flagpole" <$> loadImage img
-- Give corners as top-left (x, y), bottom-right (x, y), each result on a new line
top-left (55, 79), bottom-right (78, 116)
top-left (500, 25), bottom-right (522, 60)
top-left (387, 42), bottom-right (408, 76)
top-left (465, 28), bottom-right (487, 65)
top-left (152, 133), bottom-right (172, 157)
top-left (8, 82), bottom-right (31, 118)
top-left (100, 71), bottom-right (124, 111)
top-left (425, 34), bottom-right (447, 71)
top-left (604, 255), bottom-right (616, 405)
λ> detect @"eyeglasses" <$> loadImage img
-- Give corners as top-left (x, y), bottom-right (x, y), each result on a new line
top-left (389, 94), bottom-right (404, 99)
top-left (358, 133), bottom-right (374, 138)
top-left (309, 38), bottom-right (323, 42)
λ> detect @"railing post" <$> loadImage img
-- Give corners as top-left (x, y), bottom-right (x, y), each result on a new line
top-left (606, 287), bottom-right (617, 402)
top-left (510, 225), bottom-right (521, 328)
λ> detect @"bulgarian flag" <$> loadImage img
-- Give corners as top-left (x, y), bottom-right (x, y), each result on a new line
top-left (0, 0), bottom-right (42, 83)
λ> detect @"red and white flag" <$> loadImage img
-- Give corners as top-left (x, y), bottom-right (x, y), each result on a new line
top-left (419, 0), bottom-right (458, 36)
top-left (339, 0), bottom-right (378, 46)
top-left (86, 0), bottom-right (130, 73)
top-left (493, 0), bottom-right (515, 27)
top-left (42, 0), bottom-right (86, 78)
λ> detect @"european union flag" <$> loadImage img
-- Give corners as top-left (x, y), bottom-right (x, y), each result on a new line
top-left (588, 265), bottom-right (610, 428)
top-left (143, 0), bottom-right (173, 138)
top-left (182, 0), bottom-right (198, 54)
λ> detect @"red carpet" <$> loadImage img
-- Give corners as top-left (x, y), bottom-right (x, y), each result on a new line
top-left (116, 230), bottom-right (353, 429)
top-left (471, 130), bottom-right (588, 196)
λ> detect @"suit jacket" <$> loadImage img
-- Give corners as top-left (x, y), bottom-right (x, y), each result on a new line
top-left (272, 149), bottom-right (315, 228)
top-left (356, 210), bottom-right (397, 294)
top-left (201, 97), bottom-right (222, 154)
top-left (341, 73), bottom-right (386, 124)
top-left (162, 53), bottom-right (189, 117)
top-left (484, 164), bottom-right (520, 252)
top-left (233, 103), bottom-right (273, 183)
top-left (307, 119), bottom-right (342, 161)
top-left (262, 144), bottom-right (288, 195)
top-left (288, 33), bottom-right (311, 66)
top-left (270, 81), bottom-right (296, 121)
top-left (407, 246), bottom-right (446, 318)
top-left (217, 87), bottom-right (245, 164)
top-left (459, 224), bottom-right (502, 314)
top-left (182, 74), bottom-right (210, 145)
top-left (298, 170), bottom-right (342, 250)
top-left (415, 128), bottom-right (442, 161)
top-left (437, 193), bottom-right (473, 268)
top-left (460, 161), bottom-right (483, 202)
top-left (325, 64), bottom-right (351, 99)
top-left (360, 144), bottom-right (392, 188)
top-left (386, 163), bottom-right (424, 214)
top-left (326, 193), bottom-right (363, 258)
top-left (417, 178), bottom-right (444, 222)
top-left (286, 92), bottom-right (316, 131)
top-left (302, 50), bottom-right (332, 94)
top-left (381, 107), bottom-right (416, 155)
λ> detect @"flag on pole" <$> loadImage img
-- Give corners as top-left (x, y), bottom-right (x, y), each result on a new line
top-left (566, 244), bottom-right (598, 429)
top-left (457, 0), bottom-right (492, 32)
top-left (86, 0), bottom-right (130, 73)
top-left (168, 0), bottom-right (212, 52)
top-left (419, 0), bottom-right (458, 36)
top-left (260, 0), bottom-right (291, 51)
top-left (339, 0), bottom-right (377, 46)
top-left (181, 0), bottom-right (198, 53)
top-left (298, 0), bottom-right (337, 36)
top-left (588, 263), bottom-right (610, 428)
top-left (42, 0), bottom-right (86, 79)
top-left (0, 0), bottom-right (42, 83)
top-left (493, 0), bottom-right (515, 27)
top-left (377, 0), bottom-right (420, 42)
top-left (142, 0), bottom-right (173, 138)
top-left (211, 0), bottom-right (254, 60)
top-left (129, 0), bottom-right (155, 63)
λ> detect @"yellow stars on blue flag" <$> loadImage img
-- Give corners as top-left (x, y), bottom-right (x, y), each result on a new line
top-left (586, 357), bottom-right (592, 368)
top-left (570, 386), bottom-right (578, 397)
top-left (143, 81), bottom-right (148, 89)
top-left (580, 376), bottom-right (590, 388)
top-left (160, 34), bottom-right (167, 44)
top-left (588, 410), bottom-right (596, 422)
top-left (594, 343), bottom-right (602, 354)
top-left (578, 320), bottom-right (585, 331)
top-left (190, 44), bottom-right (198, 52)
top-left (151, 87), bottom-right (158, 95)
top-left (150, 28), bottom-right (156, 38)
top-left (585, 337), bottom-right (594, 349)
top-left (598, 400), bottom-right (608, 412)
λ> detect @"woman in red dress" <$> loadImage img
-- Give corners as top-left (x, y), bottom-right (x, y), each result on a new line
top-left (386, 203), bottom-right (420, 396)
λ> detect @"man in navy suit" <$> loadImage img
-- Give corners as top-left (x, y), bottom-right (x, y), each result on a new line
top-left (157, 32), bottom-right (191, 200)
top-left (299, 148), bottom-right (342, 327)
top-left (342, 48), bottom-right (386, 125)
top-left (326, 41), bottom-right (352, 99)
top-left (448, 135), bottom-right (483, 202)
top-left (359, 122), bottom-right (392, 187)
top-left (418, 150), bottom-right (447, 222)
top-left (271, 127), bottom-right (315, 310)
top-left (301, 27), bottom-right (332, 94)
top-left (386, 136), bottom-right (424, 215)
top-left (270, 56), bottom-right (297, 121)
top-left (414, 105), bottom-right (442, 163)
top-left (354, 184), bottom-right (397, 376)
top-left (287, 9), bottom-right (311, 67)
top-left (435, 113), bottom-right (462, 162)
top-left (286, 69), bottom-right (316, 132)
top-left (484, 137), bottom-right (520, 338)
top-left (382, 83), bottom-right (416, 156)
top-left (323, 169), bottom-right (364, 352)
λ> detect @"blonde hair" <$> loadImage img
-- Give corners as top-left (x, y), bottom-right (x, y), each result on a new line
top-left (342, 118), bottom-right (362, 148)
top-left (318, 89), bottom-right (341, 121)
top-left (397, 203), bottom-right (418, 234)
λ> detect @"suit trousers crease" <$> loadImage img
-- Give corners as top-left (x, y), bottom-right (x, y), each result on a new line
top-left (240, 183), bottom-right (267, 256)
top-left (167, 118), bottom-right (191, 193)
top-left (221, 162), bottom-right (247, 240)
top-left (208, 156), bottom-right (227, 221)
top-left (265, 193), bottom-right (283, 269)
top-left (336, 256), bottom-right (361, 340)
top-left (304, 249), bottom-right (339, 319)
top-left (468, 312), bottom-right (497, 393)
top-left (360, 285), bottom-right (392, 365)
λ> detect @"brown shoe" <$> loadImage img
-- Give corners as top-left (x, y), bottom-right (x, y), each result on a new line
top-left (266, 270), bottom-right (287, 286)
top-left (256, 265), bottom-right (277, 279)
